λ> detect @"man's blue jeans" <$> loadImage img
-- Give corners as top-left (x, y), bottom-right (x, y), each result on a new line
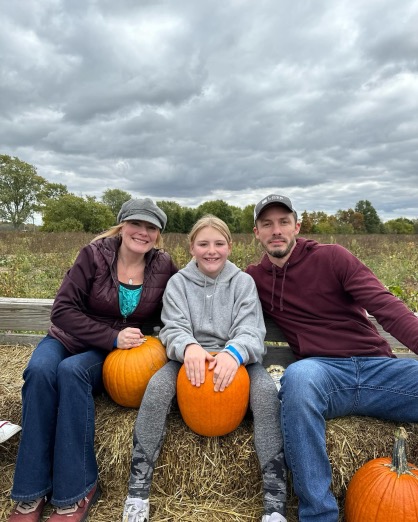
top-left (11, 335), bottom-right (107, 506)
top-left (280, 356), bottom-right (418, 522)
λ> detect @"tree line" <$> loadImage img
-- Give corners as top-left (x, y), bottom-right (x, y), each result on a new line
top-left (1, 154), bottom-right (417, 234)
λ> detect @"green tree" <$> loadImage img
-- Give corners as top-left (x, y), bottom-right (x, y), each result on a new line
top-left (102, 189), bottom-right (131, 220)
top-left (195, 200), bottom-right (234, 228)
top-left (241, 204), bottom-right (255, 233)
top-left (182, 208), bottom-right (197, 233)
top-left (300, 211), bottom-right (313, 233)
top-left (42, 194), bottom-right (115, 232)
top-left (0, 155), bottom-right (47, 228)
top-left (307, 211), bottom-right (333, 233)
top-left (355, 200), bottom-right (383, 233)
top-left (313, 215), bottom-right (337, 234)
top-left (384, 218), bottom-right (415, 234)
top-left (335, 209), bottom-right (365, 233)
top-left (157, 201), bottom-right (184, 232)
top-left (228, 205), bottom-right (244, 233)
top-left (40, 182), bottom-right (68, 201)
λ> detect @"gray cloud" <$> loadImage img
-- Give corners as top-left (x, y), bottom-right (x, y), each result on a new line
top-left (1, 0), bottom-right (417, 222)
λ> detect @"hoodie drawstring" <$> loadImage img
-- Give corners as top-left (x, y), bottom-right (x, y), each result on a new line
top-left (279, 263), bottom-right (288, 312)
top-left (200, 277), bottom-right (208, 328)
top-left (211, 275), bottom-right (219, 321)
top-left (270, 262), bottom-right (288, 312)
top-left (200, 274), bottom-right (219, 327)
top-left (270, 266), bottom-right (277, 312)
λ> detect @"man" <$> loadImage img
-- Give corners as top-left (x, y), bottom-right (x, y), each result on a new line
top-left (246, 194), bottom-right (418, 522)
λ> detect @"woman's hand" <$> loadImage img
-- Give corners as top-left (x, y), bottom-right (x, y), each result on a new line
top-left (184, 344), bottom-right (216, 387)
top-left (117, 327), bottom-right (145, 350)
top-left (210, 352), bottom-right (239, 392)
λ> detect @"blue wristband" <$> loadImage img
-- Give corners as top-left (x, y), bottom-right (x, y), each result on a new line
top-left (225, 345), bottom-right (243, 365)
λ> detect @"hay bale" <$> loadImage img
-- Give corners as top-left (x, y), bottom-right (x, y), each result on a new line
top-left (94, 396), bottom-right (265, 520)
top-left (1, 344), bottom-right (417, 522)
top-left (326, 415), bottom-right (418, 500)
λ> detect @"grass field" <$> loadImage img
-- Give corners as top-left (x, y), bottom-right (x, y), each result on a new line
top-left (0, 231), bottom-right (417, 311)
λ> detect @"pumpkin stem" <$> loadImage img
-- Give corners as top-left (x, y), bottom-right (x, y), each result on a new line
top-left (385, 427), bottom-right (418, 477)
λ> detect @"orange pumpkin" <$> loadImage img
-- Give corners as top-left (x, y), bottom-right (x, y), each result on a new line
top-left (103, 336), bottom-right (167, 408)
top-left (345, 427), bottom-right (418, 521)
top-left (176, 357), bottom-right (250, 437)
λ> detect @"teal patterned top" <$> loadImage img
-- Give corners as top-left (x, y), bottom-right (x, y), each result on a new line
top-left (119, 283), bottom-right (143, 318)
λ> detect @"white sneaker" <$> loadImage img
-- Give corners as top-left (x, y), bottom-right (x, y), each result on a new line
top-left (122, 497), bottom-right (149, 522)
top-left (0, 421), bottom-right (21, 443)
top-left (261, 513), bottom-right (287, 522)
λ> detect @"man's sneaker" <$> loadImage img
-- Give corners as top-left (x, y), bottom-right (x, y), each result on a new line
top-left (47, 484), bottom-right (101, 521)
top-left (261, 513), bottom-right (287, 522)
top-left (0, 420), bottom-right (22, 443)
top-left (7, 496), bottom-right (47, 522)
top-left (122, 497), bottom-right (149, 522)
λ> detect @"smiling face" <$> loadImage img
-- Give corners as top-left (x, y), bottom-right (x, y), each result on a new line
top-left (120, 220), bottom-right (160, 256)
top-left (254, 205), bottom-right (301, 266)
top-left (190, 226), bottom-right (232, 278)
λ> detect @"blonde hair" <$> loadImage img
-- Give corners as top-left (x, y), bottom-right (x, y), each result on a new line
top-left (92, 222), bottom-right (163, 248)
top-left (188, 214), bottom-right (232, 246)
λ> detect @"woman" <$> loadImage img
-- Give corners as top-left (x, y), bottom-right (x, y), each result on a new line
top-left (8, 198), bottom-right (177, 522)
top-left (123, 215), bottom-right (287, 522)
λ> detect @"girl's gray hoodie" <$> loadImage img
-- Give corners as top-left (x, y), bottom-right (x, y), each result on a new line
top-left (160, 259), bottom-right (266, 366)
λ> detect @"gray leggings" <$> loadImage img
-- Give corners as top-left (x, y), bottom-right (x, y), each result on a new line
top-left (128, 361), bottom-right (286, 516)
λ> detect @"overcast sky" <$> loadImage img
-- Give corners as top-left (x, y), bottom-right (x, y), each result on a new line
top-left (1, 0), bottom-right (418, 222)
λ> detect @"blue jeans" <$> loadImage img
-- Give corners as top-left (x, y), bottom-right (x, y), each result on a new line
top-left (11, 335), bottom-right (106, 506)
top-left (280, 356), bottom-right (418, 522)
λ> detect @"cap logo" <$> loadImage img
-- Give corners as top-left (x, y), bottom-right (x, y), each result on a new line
top-left (266, 195), bottom-right (286, 203)
top-left (254, 193), bottom-right (294, 223)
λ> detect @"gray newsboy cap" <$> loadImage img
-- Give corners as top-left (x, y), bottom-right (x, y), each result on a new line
top-left (117, 198), bottom-right (167, 231)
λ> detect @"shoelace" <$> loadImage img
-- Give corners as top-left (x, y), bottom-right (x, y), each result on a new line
top-left (56, 497), bottom-right (87, 515)
top-left (17, 499), bottom-right (41, 513)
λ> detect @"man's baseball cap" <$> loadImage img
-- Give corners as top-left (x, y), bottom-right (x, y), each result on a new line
top-left (254, 194), bottom-right (295, 223)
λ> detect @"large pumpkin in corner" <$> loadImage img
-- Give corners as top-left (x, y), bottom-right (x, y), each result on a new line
top-left (176, 358), bottom-right (250, 437)
top-left (345, 427), bottom-right (418, 521)
top-left (103, 337), bottom-right (167, 408)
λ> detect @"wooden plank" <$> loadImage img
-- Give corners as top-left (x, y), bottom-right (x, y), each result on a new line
top-left (0, 298), bottom-right (416, 362)
top-left (0, 332), bottom-right (44, 345)
top-left (0, 297), bottom-right (53, 330)
top-left (264, 345), bottom-right (296, 368)
top-left (264, 344), bottom-right (418, 368)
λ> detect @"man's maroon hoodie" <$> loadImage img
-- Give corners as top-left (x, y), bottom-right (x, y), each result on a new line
top-left (246, 238), bottom-right (418, 359)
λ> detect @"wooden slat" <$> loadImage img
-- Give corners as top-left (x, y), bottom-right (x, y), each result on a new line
top-left (0, 297), bottom-right (53, 330)
top-left (0, 298), bottom-right (416, 364)
top-left (0, 332), bottom-right (45, 345)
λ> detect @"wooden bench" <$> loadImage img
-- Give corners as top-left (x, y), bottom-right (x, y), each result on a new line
top-left (0, 297), bottom-right (417, 363)
top-left (1, 297), bottom-right (417, 522)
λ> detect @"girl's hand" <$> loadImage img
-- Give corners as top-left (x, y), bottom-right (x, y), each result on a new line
top-left (117, 327), bottom-right (145, 350)
top-left (210, 351), bottom-right (239, 392)
top-left (184, 344), bottom-right (216, 387)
